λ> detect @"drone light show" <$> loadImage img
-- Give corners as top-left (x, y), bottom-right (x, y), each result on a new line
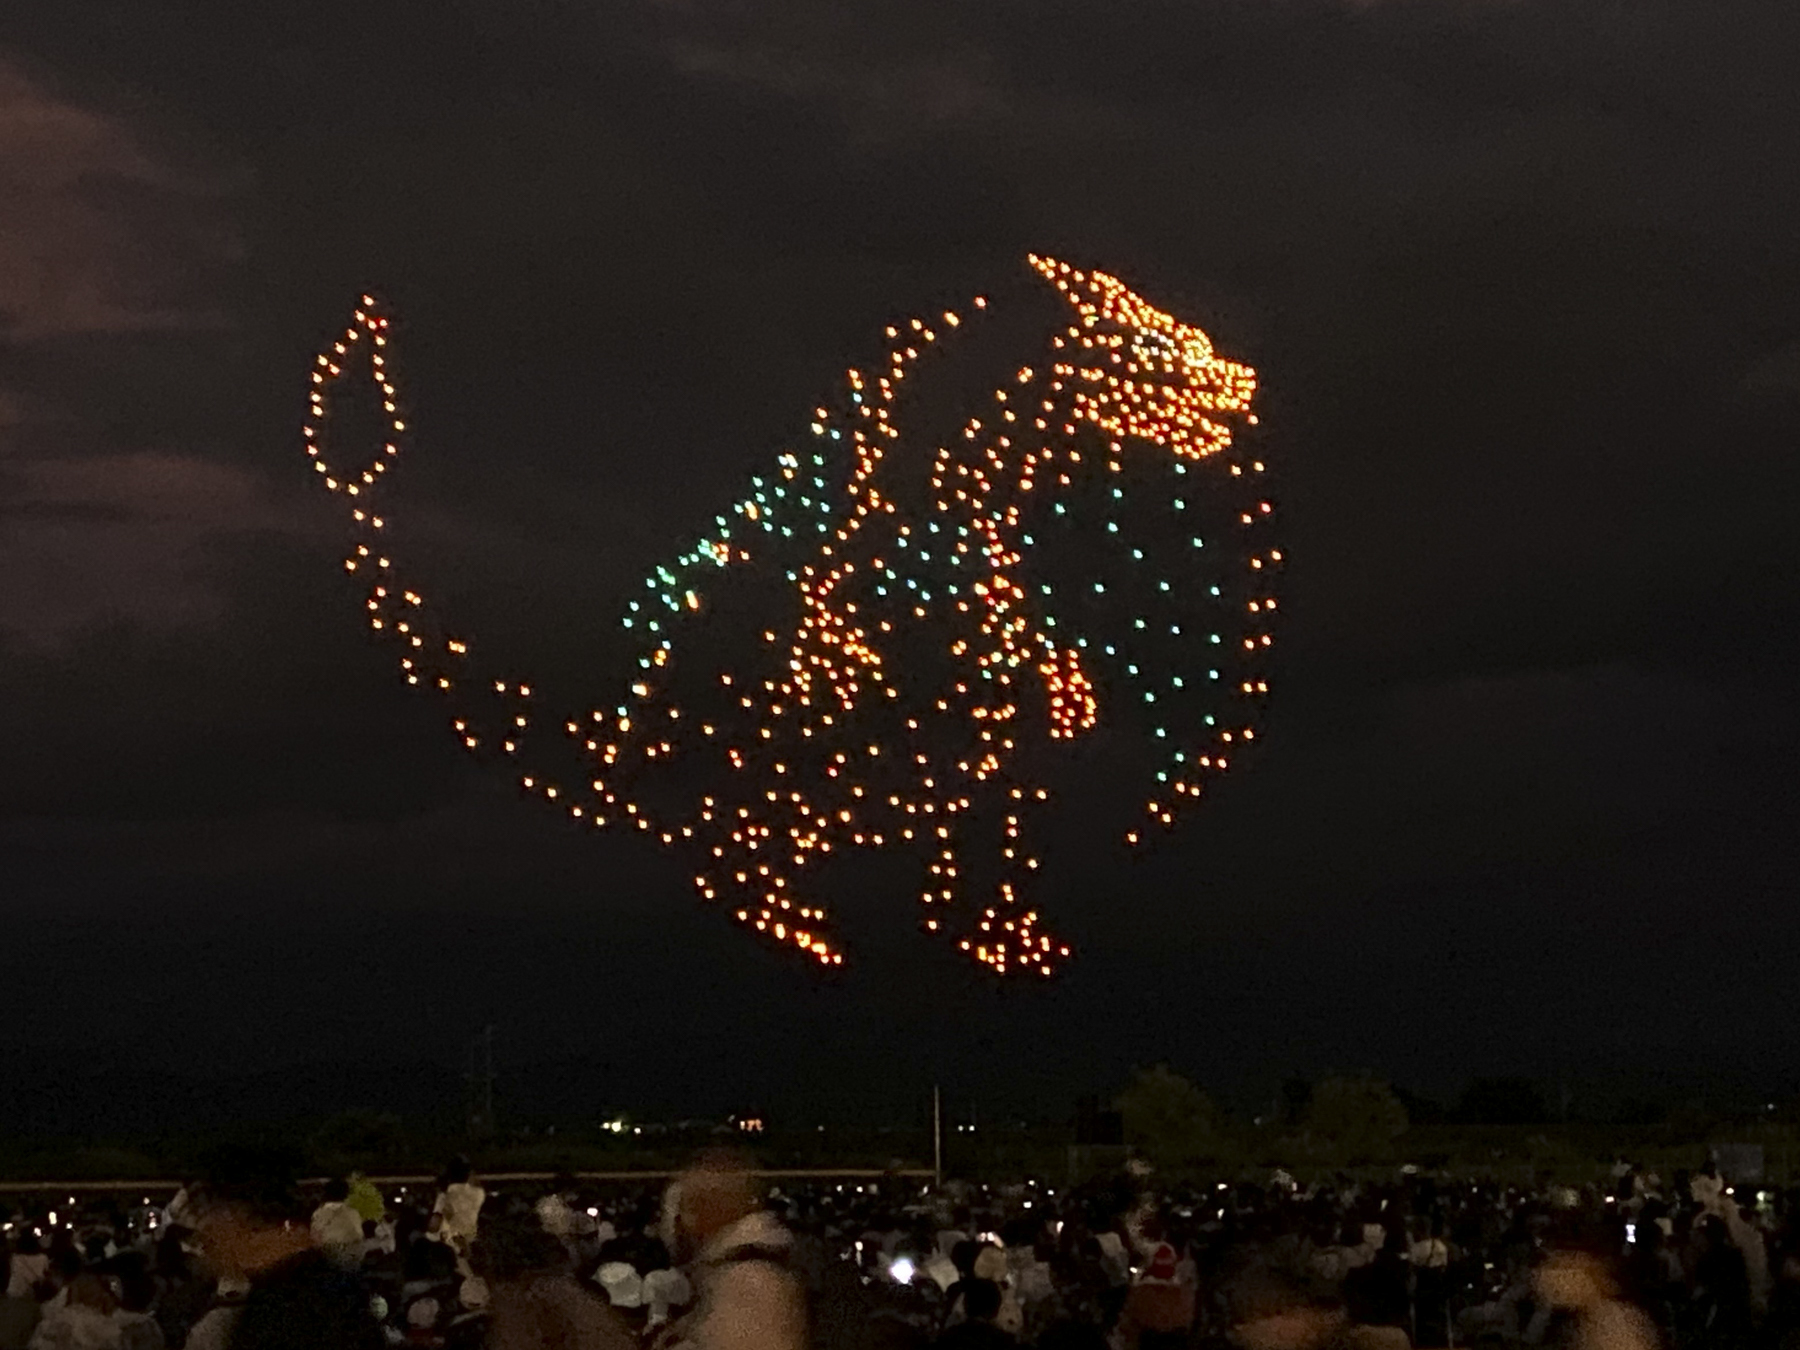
top-left (303, 256), bottom-right (1280, 976)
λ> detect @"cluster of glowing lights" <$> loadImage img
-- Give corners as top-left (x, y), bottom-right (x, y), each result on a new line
top-left (303, 257), bottom-right (1279, 976)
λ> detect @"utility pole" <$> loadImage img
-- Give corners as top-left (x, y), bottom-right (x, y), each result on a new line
top-left (933, 1086), bottom-right (943, 1188)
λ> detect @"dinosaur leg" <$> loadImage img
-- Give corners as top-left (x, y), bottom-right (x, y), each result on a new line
top-left (949, 786), bottom-right (1070, 977)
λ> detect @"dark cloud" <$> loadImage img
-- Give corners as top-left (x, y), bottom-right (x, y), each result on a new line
top-left (0, 450), bottom-right (293, 648)
top-left (667, 37), bottom-right (1010, 134)
top-left (0, 54), bottom-right (261, 654)
top-left (2, 0), bottom-right (1799, 1121)
top-left (0, 59), bottom-right (235, 339)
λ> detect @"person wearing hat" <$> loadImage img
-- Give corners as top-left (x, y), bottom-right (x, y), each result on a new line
top-left (1116, 1216), bottom-right (1192, 1350)
top-left (970, 1248), bottom-right (1022, 1337)
top-left (592, 1265), bottom-right (642, 1314)
top-left (471, 1210), bottom-right (631, 1350)
top-left (641, 1268), bottom-right (692, 1332)
top-left (663, 1156), bottom-right (805, 1350)
top-left (309, 1181), bottom-right (365, 1272)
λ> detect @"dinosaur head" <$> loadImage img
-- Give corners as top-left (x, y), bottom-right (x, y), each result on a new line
top-left (1028, 254), bottom-right (1257, 461)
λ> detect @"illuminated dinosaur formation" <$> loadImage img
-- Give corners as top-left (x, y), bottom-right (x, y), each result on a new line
top-left (302, 256), bottom-right (1279, 975)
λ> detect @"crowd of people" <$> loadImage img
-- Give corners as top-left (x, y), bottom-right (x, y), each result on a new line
top-left (4, 1155), bottom-right (1799, 1350)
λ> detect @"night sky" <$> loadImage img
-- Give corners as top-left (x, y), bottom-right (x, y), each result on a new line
top-left (3, 0), bottom-right (1799, 1131)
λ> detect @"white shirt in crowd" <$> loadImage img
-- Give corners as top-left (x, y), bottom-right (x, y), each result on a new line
top-left (683, 1210), bottom-right (806, 1350)
top-left (181, 1308), bottom-right (239, 1350)
top-left (27, 1304), bottom-right (120, 1350)
top-left (113, 1311), bottom-right (163, 1350)
top-left (1410, 1237), bottom-right (1450, 1269)
top-left (433, 1182), bottom-right (486, 1245)
top-left (311, 1200), bottom-right (366, 1252)
top-left (6, 1253), bottom-right (49, 1300)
